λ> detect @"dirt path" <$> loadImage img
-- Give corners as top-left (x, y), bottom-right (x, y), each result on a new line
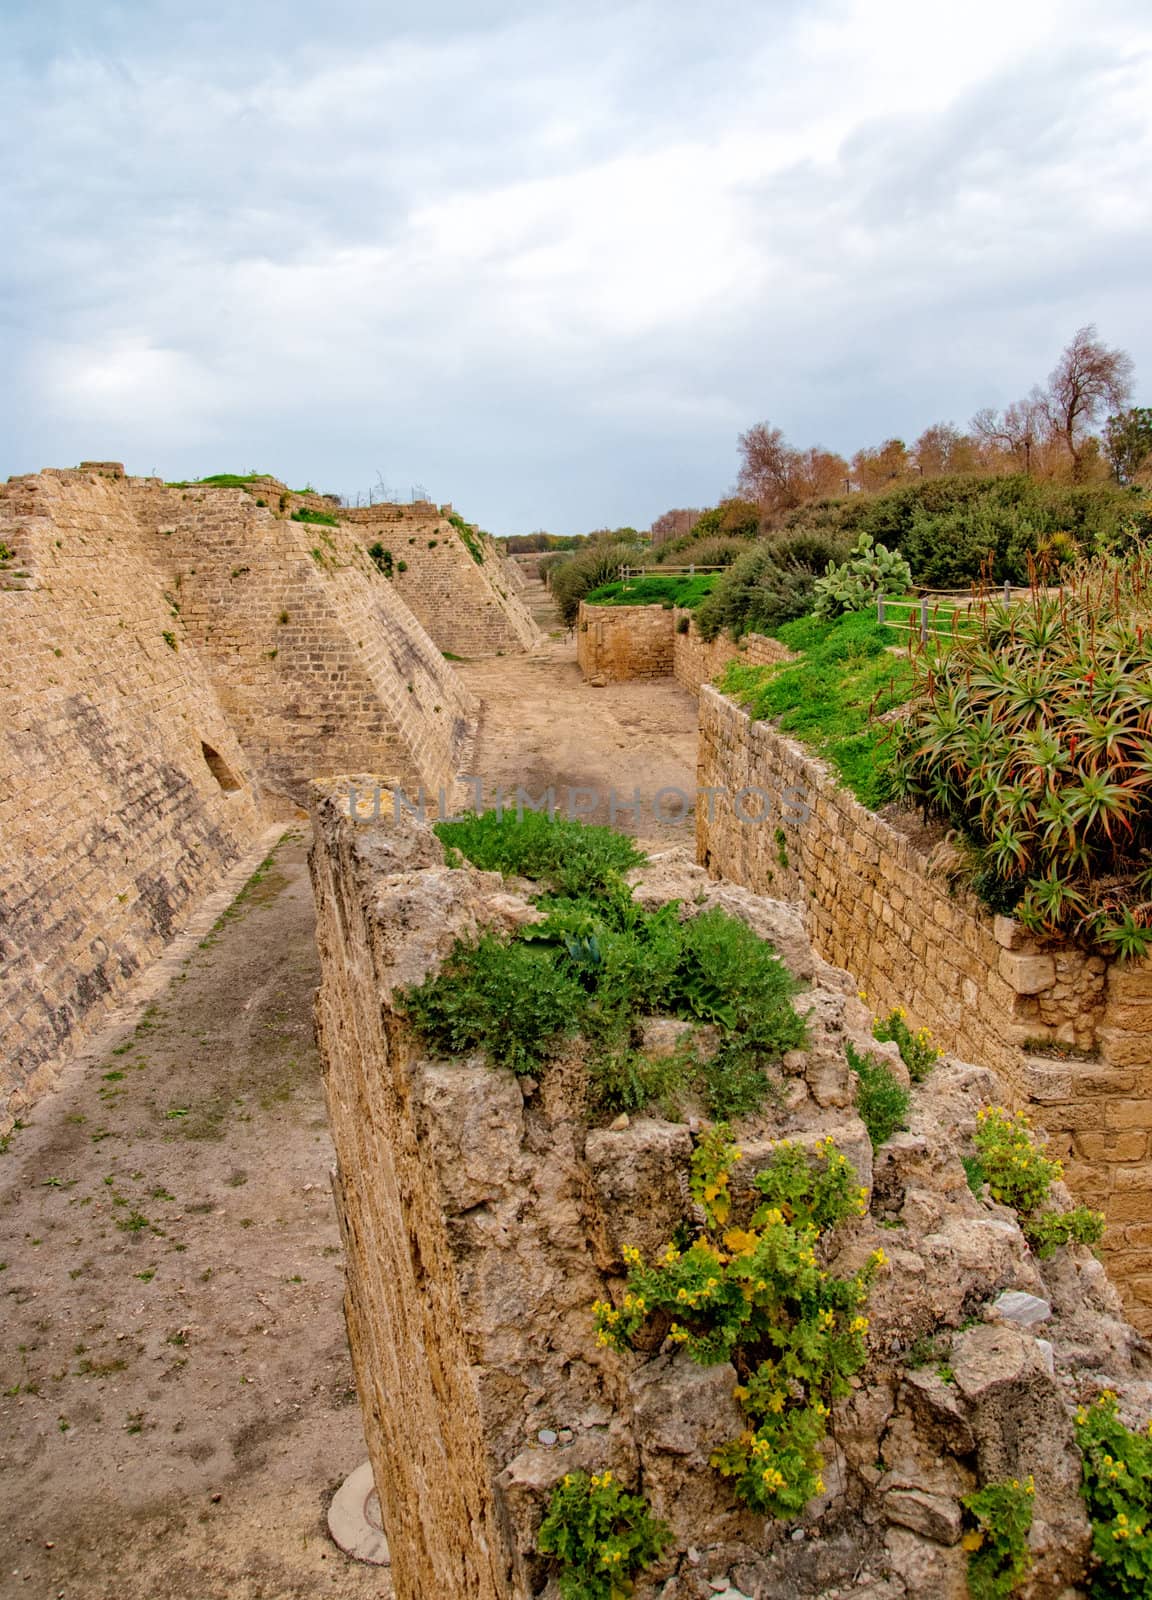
top-left (0, 834), bottom-right (381, 1600)
top-left (0, 579), bottom-right (699, 1600)
top-left (456, 579), bottom-right (699, 850)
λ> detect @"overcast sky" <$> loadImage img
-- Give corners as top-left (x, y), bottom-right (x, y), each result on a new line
top-left (4, 0), bottom-right (1150, 534)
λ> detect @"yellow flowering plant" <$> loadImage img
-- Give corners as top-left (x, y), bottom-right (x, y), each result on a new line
top-left (871, 1006), bottom-right (940, 1082)
top-left (971, 1107), bottom-right (1103, 1259)
top-left (536, 1469), bottom-right (671, 1600)
top-left (1075, 1392), bottom-right (1152, 1597)
top-left (594, 1130), bottom-right (883, 1518)
top-left (961, 1477), bottom-right (1034, 1599)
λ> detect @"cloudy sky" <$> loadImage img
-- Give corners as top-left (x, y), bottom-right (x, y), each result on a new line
top-left (4, 0), bottom-right (1150, 534)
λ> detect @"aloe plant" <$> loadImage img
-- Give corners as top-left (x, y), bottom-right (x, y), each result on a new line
top-left (890, 551), bottom-right (1152, 956)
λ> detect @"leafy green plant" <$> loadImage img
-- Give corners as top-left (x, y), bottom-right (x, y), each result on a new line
top-left (694, 533), bottom-right (847, 641)
top-left (549, 540), bottom-right (648, 627)
top-left (973, 1107), bottom-right (1104, 1258)
top-left (889, 552), bottom-right (1152, 954)
top-left (536, 1469), bottom-right (671, 1600)
top-left (871, 1007), bottom-right (940, 1082)
top-left (447, 512), bottom-right (486, 564)
top-left (812, 532), bottom-right (912, 621)
top-left (962, 1477), bottom-right (1035, 1598)
top-left (849, 1042), bottom-right (911, 1149)
top-left (717, 611), bottom-right (913, 807)
top-left (400, 933), bottom-right (587, 1075)
top-left (1076, 1391), bottom-right (1152, 1597)
top-left (595, 1133), bottom-right (881, 1518)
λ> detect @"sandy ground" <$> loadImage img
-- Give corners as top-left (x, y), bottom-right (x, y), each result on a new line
top-left (0, 578), bottom-right (698, 1599)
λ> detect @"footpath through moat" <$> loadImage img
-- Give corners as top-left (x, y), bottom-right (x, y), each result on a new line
top-left (0, 592), bottom-right (699, 1599)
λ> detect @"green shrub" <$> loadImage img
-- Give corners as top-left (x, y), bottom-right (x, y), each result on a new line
top-left (812, 533), bottom-right (912, 621)
top-left (694, 534), bottom-right (847, 641)
top-left (292, 507), bottom-right (339, 527)
top-left (717, 611), bottom-right (913, 806)
top-left (962, 1477), bottom-right (1034, 1599)
top-left (849, 1042), bottom-right (910, 1149)
top-left (549, 541), bottom-right (647, 626)
top-left (889, 552), bottom-right (1152, 955)
top-left (368, 542), bottom-right (393, 578)
top-left (434, 809), bottom-right (645, 895)
top-left (973, 1106), bottom-right (1104, 1258)
top-left (652, 535), bottom-right (749, 568)
top-left (399, 933), bottom-right (586, 1075)
top-left (448, 512), bottom-right (485, 564)
top-left (596, 1132), bottom-right (881, 1518)
top-left (1076, 1391), bottom-right (1152, 1598)
top-left (536, 1469), bottom-right (671, 1600)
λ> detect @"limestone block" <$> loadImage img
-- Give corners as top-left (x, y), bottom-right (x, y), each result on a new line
top-left (998, 950), bottom-right (1056, 995)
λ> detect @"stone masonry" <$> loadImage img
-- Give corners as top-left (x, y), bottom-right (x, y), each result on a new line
top-left (0, 467), bottom-right (479, 1128)
top-left (696, 685), bottom-right (1152, 1331)
top-left (576, 601), bottom-right (790, 690)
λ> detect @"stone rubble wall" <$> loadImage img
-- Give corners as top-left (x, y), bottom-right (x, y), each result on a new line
top-left (0, 468), bottom-right (479, 1127)
top-left (696, 685), bottom-right (1152, 1329)
top-left (308, 793), bottom-right (1150, 1599)
top-left (339, 504), bottom-right (543, 658)
top-left (576, 601), bottom-right (790, 691)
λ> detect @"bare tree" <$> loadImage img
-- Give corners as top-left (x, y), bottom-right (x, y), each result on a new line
top-left (650, 508), bottom-right (703, 546)
top-left (1045, 325), bottom-right (1135, 479)
top-left (971, 393), bottom-right (1048, 474)
top-left (851, 438), bottom-right (909, 492)
top-left (737, 424), bottom-right (848, 512)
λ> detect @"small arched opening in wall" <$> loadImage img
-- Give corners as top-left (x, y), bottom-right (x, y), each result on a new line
top-left (200, 741), bottom-right (243, 792)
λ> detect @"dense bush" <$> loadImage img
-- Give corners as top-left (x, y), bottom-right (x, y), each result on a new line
top-left (848, 1042), bottom-right (910, 1149)
top-left (435, 808), bottom-right (644, 894)
top-left (549, 540), bottom-right (646, 626)
top-left (694, 533), bottom-right (848, 641)
top-left (651, 535), bottom-right (749, 568)
top-left (890, 552), bottom-right (1152, 954)
top-left (778, 475), bottom-right (1152, 587)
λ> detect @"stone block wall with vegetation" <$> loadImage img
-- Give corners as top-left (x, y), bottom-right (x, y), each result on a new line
top-left (697, 684), bottom-right (1152, 1330)
top-left (309, 791), bottom-right (1152, 1598)
top-left (341, 502), bottom-right (543, 658)
top-left (576, 601), bottom-right (790, 689)
top-left (0, 466), bottom-right (479, 1129)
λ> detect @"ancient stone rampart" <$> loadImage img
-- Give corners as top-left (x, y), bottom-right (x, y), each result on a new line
top-left (309, 792), bottom-right (1149, 1598)
top-left (696, 685), bottom-right (1152, 1328)
top-left (340, 504), bottom-right (542, 657)
top-left (576, 601), bottom-right (790, 690)
top-left (0, 467), bottom-right (478, 1126)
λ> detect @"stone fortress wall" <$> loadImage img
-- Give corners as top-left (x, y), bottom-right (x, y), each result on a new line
top-left (340, 502), bottom-right (542, 658)
top-left (696, 686), bottom-right (1152, 1329)
top-left (0, 465), bottom-right (483, 1129)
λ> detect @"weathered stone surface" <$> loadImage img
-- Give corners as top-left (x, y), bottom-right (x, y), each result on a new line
top-left (988, 1290), bottom-right (1051, 1327)
top-left (584, 1117), bottom-right (693, 1262)
top-left (883, 1487), bottom-right (963, 1545)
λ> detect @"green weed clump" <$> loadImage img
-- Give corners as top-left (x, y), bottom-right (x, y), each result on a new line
top-left (970, 1106), bottom-right (1104, 1259)
top-left (1076, 1391), bottom-right (1152, 1598)
top-left (595, 1131), bottom-right (882, 1518)
top-left (435, 809), bottom-right (645, 895)
top-left (368, 542), bottom-right (393, 578)
top-left (848, 1042), bottom-right (910, 1149)
top-left (536, 1469), bottom-right (670, 1600)
top-left (717, 611), bottom-right (913, 807)
top-left (447, 512), bottom-right (485, 564)
top-left (962, 1476), bottom-right (1035, 1599)
top-left (403, 814), bottom-right (806, 1119)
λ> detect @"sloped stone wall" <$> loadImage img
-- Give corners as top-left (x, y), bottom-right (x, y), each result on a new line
top-left (0, 467), bottom-right (479, 1126)
top-left (341, 504), bottom-right (542, 658)
top-left (696, 685), bottom-right (1152, 1329)
top-left (0, 471), bottom-right (265, 1124)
